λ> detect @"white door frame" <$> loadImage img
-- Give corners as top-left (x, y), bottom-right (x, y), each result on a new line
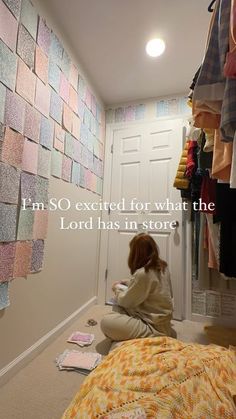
top-left (97, 116), bottom-right (190, 321)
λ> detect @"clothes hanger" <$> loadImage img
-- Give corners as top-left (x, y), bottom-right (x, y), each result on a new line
top-left (208, 0), bottom-right (216, 12)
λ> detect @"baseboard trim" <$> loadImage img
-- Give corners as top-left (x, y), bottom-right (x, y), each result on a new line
top-left (0, 296), bottom-right (97, 386)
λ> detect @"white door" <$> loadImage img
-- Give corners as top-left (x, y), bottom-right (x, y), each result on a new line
top-left (106, 119), bottom-right (184, 320)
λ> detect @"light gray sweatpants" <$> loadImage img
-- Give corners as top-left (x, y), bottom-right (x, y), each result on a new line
top-left (101, 307), bottom-right (172, 341)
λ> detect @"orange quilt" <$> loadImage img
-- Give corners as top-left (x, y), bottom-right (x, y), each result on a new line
top-left (62, 337), bottom-right (236, 418)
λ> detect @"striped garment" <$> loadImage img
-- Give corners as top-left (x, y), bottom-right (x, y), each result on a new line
top-left (193, 0), bottom-right (236, 141)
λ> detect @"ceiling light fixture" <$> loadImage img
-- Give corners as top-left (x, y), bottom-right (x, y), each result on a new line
top-left (146, 38), bottom-right (166, 57)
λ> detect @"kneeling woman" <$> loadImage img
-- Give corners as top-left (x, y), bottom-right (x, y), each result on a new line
top-left (101, 233), bottom-right (174, 342)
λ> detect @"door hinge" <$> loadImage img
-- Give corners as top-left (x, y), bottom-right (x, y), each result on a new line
top-left (111, 144), bottom-right (113, 153)
top-left (105, 268), bottom-right (108, 280)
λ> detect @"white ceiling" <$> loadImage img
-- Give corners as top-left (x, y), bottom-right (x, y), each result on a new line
top-left (42, 0), bottom-right (211, 106)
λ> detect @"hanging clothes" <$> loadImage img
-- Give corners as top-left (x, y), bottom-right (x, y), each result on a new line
top-left (215, 182), bottom-right (236, 277)
top-left (173, 140), bottom-right (190, 190)
top-left (212, 128), bottom-right (232, 181)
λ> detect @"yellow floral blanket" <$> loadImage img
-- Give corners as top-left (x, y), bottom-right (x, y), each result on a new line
top-left (62, 337), bottom-right (236, 419)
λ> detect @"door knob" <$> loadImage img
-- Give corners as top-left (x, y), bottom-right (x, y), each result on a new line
top-left (172, 220), bottom-right (179, 228)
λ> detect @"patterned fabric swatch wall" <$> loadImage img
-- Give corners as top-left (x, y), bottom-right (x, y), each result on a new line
top-left (0, 0), bottom-right (105, 305)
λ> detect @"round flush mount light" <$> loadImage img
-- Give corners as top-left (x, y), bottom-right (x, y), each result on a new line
top-left (146, 38), bottom-right (166, 57)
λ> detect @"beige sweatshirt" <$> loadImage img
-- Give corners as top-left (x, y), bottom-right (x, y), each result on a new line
top-left (115, 267), bottom-right (173, 330)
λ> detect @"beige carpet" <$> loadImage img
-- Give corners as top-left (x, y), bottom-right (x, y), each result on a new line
top-left (0, 305), bottom-right (209, 419)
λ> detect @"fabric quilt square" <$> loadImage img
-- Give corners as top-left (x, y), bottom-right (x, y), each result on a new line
top-left (0, 242), bottom-right (16, 282)
top-left (0, 162), bottom-right (20, 204)
top-left (51, 149), bottom-right (62, 178)
top-left (0, 40), bottom-right (17, 90)
top-left (16, 59), bottom-right (36, 105)
top-left (33, 209), bottom-right (48, 239)
top-left (69, 63), bottom-right (78, 91)
top-left (24, 102), bottom-right (41, 142)
top-left (39, 116), bottom-right (53, 150)
top-left (62, 155), bottom-right (72, 182)
top-left (65, 132), bottom-right (74, 158)
top-left (20, 0), bottom-right (38, 40)
top-left (20, 171), bottom-right (36, 205)
top-left (37, 146), bottom-right (51, 179)
top-left (1, 126), bottom-right (24, 168)
top-left (50, 90), bottom-right (63, 124)
top-left (71, 161), bottom-right (80, 186)
top-left (63, 103), bottom-right (73, 132)
top-left (48, 59), bottom-right (61, 93)
top-left (37, 17), bottom-right (51, 56)
top-left (78, 77), bottom-right (86, 101)
top-left (35, 45), bottom-right (48, 84)
top-left (72, 113), bottom-right (81, 140)
top-left (35, 175), bottom-right (49, 206)
top-left (5, 90), bottom-right (25, 134)
top-left (73, 138), bottom-right (82, 163)
top-left (17, 206), bottom-right (34, 240)
top-left (0, 203), bottom-right (17, 242)
top-left (54, 123), bottom-right (65, 152)
top-left (61, 49), bottom-right (71, 78)
top-left (78, 98), bottom-right (85, 121)
top-left (0, 282), bottom-right (10, 310)
top-left (49, 32), bottom-right (63, 66)
top-left (85, 87), bottom-right (92, 110)
top-left (60, 72), bottom-right (69, 103)
top-left (79, 165), bottom-right (86, 188)
top-left (3, 0), bottom-right (21, 19)
top-left (31, 239), bottom-right (44, 273)
top-left (13, 241), bottom-right (32, 278)
top-left (0, 83), bottom-right (6, 123)
top-left (22, 139), bottom-right (38, 174)
top-left (35, 78), bottom-right (50, 117)
top-left (69, 85), bottom-right (78, 114)
top-left (17, 24), bottom-right (35, 69)
top-left (0, 0), bottom-right (18, 51)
